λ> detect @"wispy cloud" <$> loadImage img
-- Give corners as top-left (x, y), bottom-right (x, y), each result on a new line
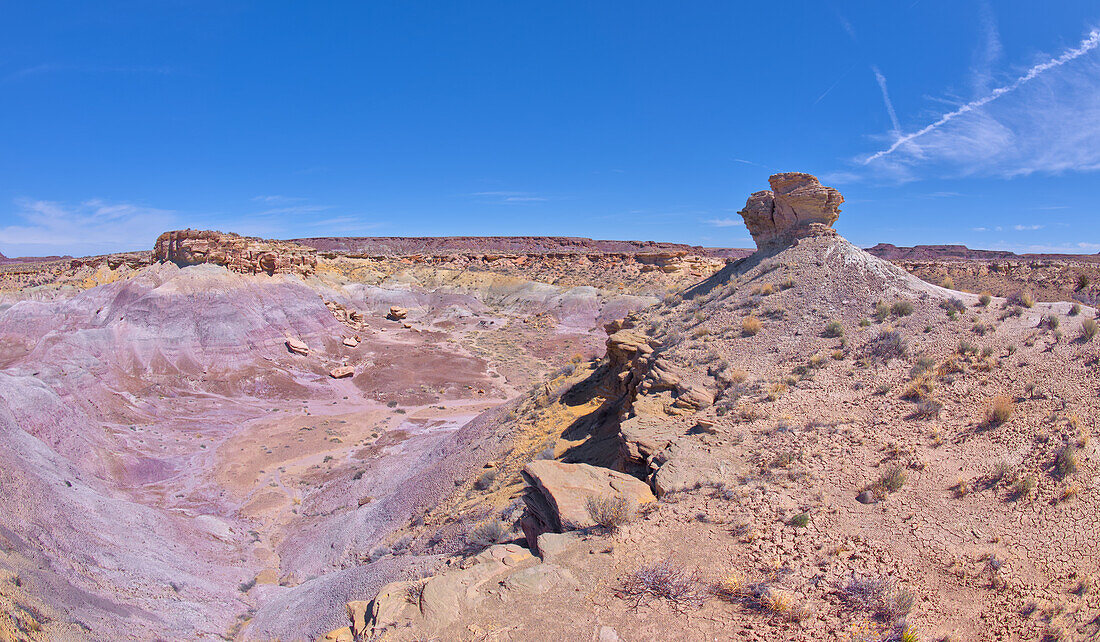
top-left (0, 198), bottom-right (178, 256)
top-left (470, 191), bottom-right (547, 203)
top-left (1013, 224), bottom-right (1044, 231)
top-left (252, 195), bottom-right (306, 204)
top-left (4, 63), bottom-right (177, 83)
top-left (705, 218), bottom-right (742, 228)
top-left (864, 28), bottom-right (1100, 164)
top-left (871, 66), bottom-right (901, 135)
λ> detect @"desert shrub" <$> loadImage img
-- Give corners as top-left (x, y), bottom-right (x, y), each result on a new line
top-left (941, 276), bottom-right (955, 290)
top-left (914, 398), bottom-right (943, 419)
top-left (873, 301), bottom-right (890, 322)
top-left (860, 318), bottom-right (872, 327)
top-left (1082, 318), bottom-right (1097, 342)
top-left (473, 469), bottom-right (498, 490)
top-left (741, 316), bottom-right (762, 336)
top-left (1077, 274), bottom-right (1090, 291)
top-left (972, 321), bottom-right (994, 336)
top-left (1011, 291), bottom-right (1036, 308)
top-left (1055, 444), bottom-right (1078, 478)
top-left (958, 339), bottom-right (978, 355)
top-left (663, 293), bottom-right (683, 306)
top-left (891, 300), bottom-right (914, 317)
top-left (867, 329), bottom-right (908, 362)
top-left (909, 355), bottom-right (935, 379)
top-left (941, 297), bottom-right (965, 314)
top-left (1012, 474), bottom-right (1037, 500)
top-left (1070, 303), bottom-right (1081, 316)
top-left (990, 461), bottom-right (1015, 485)
top-left (468, 520), bottom-right (508, 547)
top-left (877, 465), bottom-right (908, 495)
top-left (981, 345), bottom-right (994, 358)
top-left (586, 494), bottom-right (634, 530)
top-left (1042, 314), bottom-right (1060, 330)
top-left (987, 396), bottom-right (1013, 426)
top-left (979, 292), bottom-right (992, 307)
top-left (823, 319), bottom-right (844, 338)
top-left (842, 576), bottom-right (913, 621)
top-left (902, 373), bottom-right (935, 401)
top-left (620, 561), bottom-right (706, 609)
top-left (788, 512), bottom-right (809, 528)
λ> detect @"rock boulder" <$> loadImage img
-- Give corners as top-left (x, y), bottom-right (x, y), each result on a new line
top-left (739, 172), bottom-right (843, 251)
top-left (520, 461), bottom-right (654, 542)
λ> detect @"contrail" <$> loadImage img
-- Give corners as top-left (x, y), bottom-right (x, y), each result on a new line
top-left (864, 28), bottom-right (1100, 163)
top-left (871, 66), bottom-right (901, 133)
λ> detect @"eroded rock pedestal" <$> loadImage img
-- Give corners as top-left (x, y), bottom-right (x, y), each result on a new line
top-left (739, 172), bottom-right (843, 251)
top-left (153, 229), bottom-right (318, 276)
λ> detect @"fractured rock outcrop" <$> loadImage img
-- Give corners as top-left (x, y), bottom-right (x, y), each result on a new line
top-left (739, 172), bottom-right (843, 251)
top-left (520, 460), bottom-right (655, 545)
top-left (153, 229), bottom-right (317, 276)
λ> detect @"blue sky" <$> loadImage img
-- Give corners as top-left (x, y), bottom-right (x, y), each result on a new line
top-left (2, 1), bottom-right (1099, 257)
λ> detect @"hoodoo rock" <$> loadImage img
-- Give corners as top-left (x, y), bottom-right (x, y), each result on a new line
top-left (153, 229), bottom-right (317, 276)
top-left (739, 172), bottom-right (843, 251)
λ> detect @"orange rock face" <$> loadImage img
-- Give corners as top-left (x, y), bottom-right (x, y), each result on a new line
top-left (153, 229), bottom-right (317, 276)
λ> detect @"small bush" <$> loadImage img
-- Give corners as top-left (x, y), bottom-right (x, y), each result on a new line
top-left (1042, 314), bottom-right (1060, 330)
top-left (586, 494), bottom-right (635, 530)
top-left (468, 520), bottom-right (508, 547)
top-left (914, 398), bottom-right (943, 419)
top-left (873, 301), bottom-right (890, 322)
top-left (788, 512), bottom-right (810, 528)
top-left (1082, 318), bottom-right (1097, 342)
top-left (1012, 474), bottom-right (1037, 500)
top-left (1077, 274), bottom-right (1090, 291)
top-left (891, 300), bottom-right (914, 317)
top-left (941, 276), bottom-right (955, 290)
top-left (902, 373), bottom-right (935, 401)
top-left (474, 469), bottom-right (498, 490)
top-left (979, 293), bottom-right (992, 307)
top-left (909, 355), bottom-right (935, 379)
top-left (941, 297), bottom-right (966, 314)
top-left (620, 561), bottom-right (706, 609)
top-left (874, 465), bottom-right (908, 497)
top-left (1070, 303), bottom-right (1081, 316)
top-left (1012, 291), bottom-right (1036, 308)
top-left (867, 329), bottom-right (908, 363)
top-left (1054, 444), bottom-right (1078, 478)
top-left (860, 318), bottom-right (872, 327)
top-left (987, 396), bottom-right (1013, 426)
top-left (823, 319), bottom-right (844, 338)
top-left (742, 316), bottom-right (762, 336)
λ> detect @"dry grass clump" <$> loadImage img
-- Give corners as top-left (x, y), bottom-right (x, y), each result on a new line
top-left (1011, 291), bottom-right (1036, 308)
top-left (914, 398), bottom-right (943, 419)
top-left (474, 469), bottom-right (498, 490)
top-left (902, 373), bottom-right (935, 401)
top-left (620, 561), bottom-right (707, 610)
top-left (987, 396), bottom-right (1014, 426)
top-left (891, 300), bottom-right (914, 317)
top-left (1012, 474), bottom-right (1037, 500)
top-left (823, 319), bottom-right (844, 338)
top-left (867, 328), bottom-right (908, 363)
top-left (979, 292), bottom-right (992, 307)
top-left (741, 315), bottom-right (763, 336)
top-left (1082, 318), bottom-right (1097, 342)
top-left (586, 494), bottom-right (635, 530)
top-left (468, 519), bottom-right (508, 547)
top-left (868, 465), bottom-right (908, 500)
top-left (842, 576), bottom-right (914, 622)
top-left (1054, 444), bottom-right (1078, 478)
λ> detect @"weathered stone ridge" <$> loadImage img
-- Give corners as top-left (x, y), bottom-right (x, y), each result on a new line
top-left (739, 172), bottom-right (843, 251)
top-left (153, 229), bottom-right (317, 276)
